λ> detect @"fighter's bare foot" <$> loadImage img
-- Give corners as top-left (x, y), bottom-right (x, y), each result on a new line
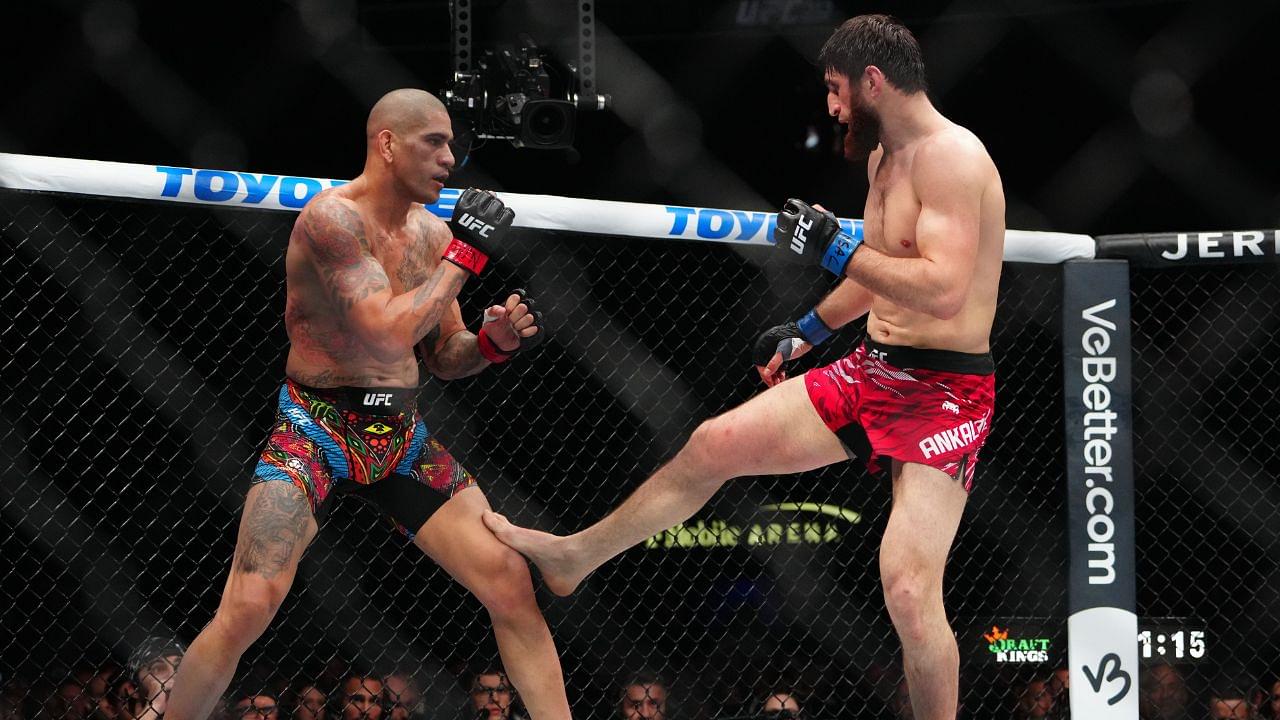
top-left (482, 511), bottom-right (590, 596)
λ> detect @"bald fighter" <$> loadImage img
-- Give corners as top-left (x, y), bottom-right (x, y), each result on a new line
top-left (164, 89), bottom-right (570, 720)
top-left (485, 16), bottom-right (1005, 720)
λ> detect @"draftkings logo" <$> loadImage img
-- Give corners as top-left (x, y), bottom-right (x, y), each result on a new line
top-left (984, 625), bottom-right (1051, 663)
top-left (644, 503), bottom-right (860, 549)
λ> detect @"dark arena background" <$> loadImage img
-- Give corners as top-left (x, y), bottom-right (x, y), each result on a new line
top-left (2, 2), bottom-right (1279, 720)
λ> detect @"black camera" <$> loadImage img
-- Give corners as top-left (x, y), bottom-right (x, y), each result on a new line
top-left (443, 35), bottom-right (608, 156)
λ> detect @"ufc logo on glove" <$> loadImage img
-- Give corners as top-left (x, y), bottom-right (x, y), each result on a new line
top-left (456, 212), bottom-right (495, 237)
top-left (790, 215), bottom-right (813, 254)
top-left (774, 199), bottom-right (862, 277)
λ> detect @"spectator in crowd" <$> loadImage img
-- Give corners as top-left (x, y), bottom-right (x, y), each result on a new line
top-left (760, 691), bottom-right (801, 719)
top-left (1013, 678), bottom-right (1054, 720)
top-left (318, 664), bottom-right (350, 699)
top-left (42, 678), bottom-right (92, 720)
top-left (75, 666), bottom-right (121, 714)
top-left (70, 666), bottom-right (110, 719)
top-left (1, 696), bottom-right (18, 720)
top-left (467, 669), bottom-right (522, 720)
top-left (381, 674), bottom-right (421, 720)
top-left (108, 677), bottom-right (138, 720)
top-left (93, 668), bottom-right (121, 704)
top-left (1261, 679), bottom-right (1280, 720)
top-left (338, 677), bottom-right (383, 720)
top-left (1047, 669), bottom-right (1068, 702)
top-left (231, 693), bottom-right (280, 720)
top-left (82, 666), bottom-right (125, 720)
top-left (1208, 686), bottom-right (1255, 720)
top-left (619, 673), bottom-right (668, 720)
top-left (286, 684), bottom-right (327, 720)
top-left (1044, 668), bottom-right (1070, 720)
top-left (1049, 666), bottom-right (1070, 707)
top-left (1141, 663), bottom-right (1190, 720)
top-left (128, 637), bottom-right (186, 720)
top-left (72, 670), bottom-right (97, 702)
top-left (1259, 677), bottom-right (1280, 720)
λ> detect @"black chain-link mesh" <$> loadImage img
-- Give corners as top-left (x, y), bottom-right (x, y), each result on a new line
top-left (2, 191), bottom-right (1067, 720)
top-left (1131, 265), bottom-right (1280, 719)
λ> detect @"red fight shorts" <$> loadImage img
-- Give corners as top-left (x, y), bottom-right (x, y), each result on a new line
top-left (804, 339), bottom-right (996, 491)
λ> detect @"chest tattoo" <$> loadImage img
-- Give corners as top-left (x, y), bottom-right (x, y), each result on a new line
top-left (396, 222), bottom-right (435, 289)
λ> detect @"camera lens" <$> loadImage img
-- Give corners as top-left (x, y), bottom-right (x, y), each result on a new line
top-left (516, 99), bottom-right (575, 149)
top-left (527, 103), bottom-right (567, 141)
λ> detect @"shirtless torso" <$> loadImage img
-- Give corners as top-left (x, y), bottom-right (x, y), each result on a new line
top-left (861, 123), bottom-right (1005, 353)
top-left (282, 184), bottom-right (462, 389)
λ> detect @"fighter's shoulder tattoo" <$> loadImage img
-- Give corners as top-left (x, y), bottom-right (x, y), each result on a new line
top-left (301, 196), bottom-right (372, 259)
top-left (298, 197), bottom-right (389, 311)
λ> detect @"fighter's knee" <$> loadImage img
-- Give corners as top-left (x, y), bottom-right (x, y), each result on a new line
top-left (686, 415), bottom-right (743, 477)
top-left (882, 570), bottom-right (924, 611)
top-left (215, 583), bottom-right (286, 638)
top-left (473, 546), bottom-right (537, 618)
top-left (881, 567), bottom-right (936, 639)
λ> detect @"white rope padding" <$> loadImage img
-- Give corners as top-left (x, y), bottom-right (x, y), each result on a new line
top-left (0, 153), bottom-right (1094, 263)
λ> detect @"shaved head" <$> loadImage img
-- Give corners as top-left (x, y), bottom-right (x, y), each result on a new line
top-left (361, 88), bottom-right (455, 202)
top-left (366, 88), bottom-right (447, 144)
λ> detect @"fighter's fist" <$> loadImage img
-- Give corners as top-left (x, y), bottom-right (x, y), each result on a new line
top-left (773, 198), bottom-right (862, 276)
top-left (444, 188), bottom-right (515, 275)
top-left (752, 321), bottom-right (813, 386)
top-left (751, 308), bottom-right (833, 386)
top-left (476, 289), bottom-right (546, 364)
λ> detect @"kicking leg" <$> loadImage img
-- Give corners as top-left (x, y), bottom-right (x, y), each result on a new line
top-left (165, 482), bottom-right (317, 720)
top-left (414, 487), bottom-right (571, 720)
top-left (879, 460), bottom-right (968, 720)
top-left (484, 375), bottom-right (848, 595)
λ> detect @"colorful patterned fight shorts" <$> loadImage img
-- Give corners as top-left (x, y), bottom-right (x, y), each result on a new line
top-left (804, 339), bottom-right (996, 492)
top-left (253, 379), bottom-right (476, 538)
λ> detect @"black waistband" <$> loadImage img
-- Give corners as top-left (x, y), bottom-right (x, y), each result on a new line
top-left (287, 378), bottom-right (419, 415)
top-left (863, 339), bottom-right (995, 375)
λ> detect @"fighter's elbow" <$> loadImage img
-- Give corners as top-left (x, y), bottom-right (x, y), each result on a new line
top-left (425, 363), bottom-right (463, 381)
top-left (930, 291), bottom-right (966, 320)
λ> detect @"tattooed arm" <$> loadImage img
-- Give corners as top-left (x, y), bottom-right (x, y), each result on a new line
top-left (300, 195), bottom-right (468, 362)
top-left (418, 302), bottom-right (490, 380)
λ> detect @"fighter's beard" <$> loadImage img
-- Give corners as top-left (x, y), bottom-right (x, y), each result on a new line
top-left (843, 112), bottom-right (882, 162)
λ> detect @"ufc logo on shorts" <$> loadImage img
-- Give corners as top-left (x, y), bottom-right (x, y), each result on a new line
top-left (457, 212), bottom-right (495, 237)
top-left (363, 393), bottom-right (393, 407)
top-left (790, 215), bottom-right (813, 254)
